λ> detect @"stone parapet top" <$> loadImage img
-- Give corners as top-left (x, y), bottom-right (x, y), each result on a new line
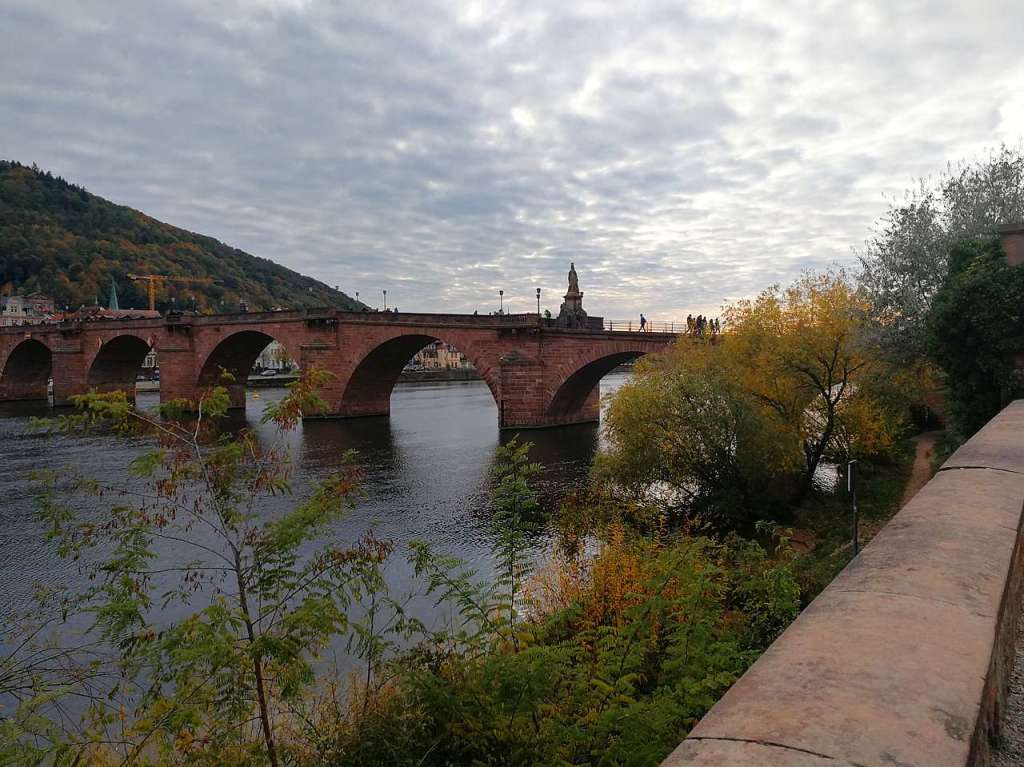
top-left (663, 399), bottom-right (1024, 767)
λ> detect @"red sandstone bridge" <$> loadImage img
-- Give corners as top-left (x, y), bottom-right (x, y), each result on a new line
top-left (0, 309), bottom-right (677, 429)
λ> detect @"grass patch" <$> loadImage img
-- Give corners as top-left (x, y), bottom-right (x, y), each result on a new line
top-left (790, 437), bottom-right (920, 604)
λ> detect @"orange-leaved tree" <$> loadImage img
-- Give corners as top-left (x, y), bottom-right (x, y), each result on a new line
top-left (723, 271), bottom-right (901, 504)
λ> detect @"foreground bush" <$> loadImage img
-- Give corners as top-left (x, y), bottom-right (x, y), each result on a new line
top-left (298, 528), bottom-right (799, 767)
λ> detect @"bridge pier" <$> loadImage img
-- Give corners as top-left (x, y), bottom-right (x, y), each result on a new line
top-left (158, 346), bottom-right (203, 408)
top-left (496, 353), bottom-right (601, 429)
top-left (0, 377), bottom-right (48, 402)
top-left (297, 342), bottom-right (348, 417)
top-left (51, 348), bottom-right (88, 407)
top-left (498, 389), bottom-right (601, 429)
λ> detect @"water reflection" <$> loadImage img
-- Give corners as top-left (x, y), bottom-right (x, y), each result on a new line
top-left (0, 374), bottom-right (630, 624)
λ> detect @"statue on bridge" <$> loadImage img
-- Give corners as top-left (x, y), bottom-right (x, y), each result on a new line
top-left (558, 261), bottom-right (589, 329)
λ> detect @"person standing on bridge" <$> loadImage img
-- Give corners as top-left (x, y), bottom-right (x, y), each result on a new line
top-left (639, 314), bottom-right (647, 332)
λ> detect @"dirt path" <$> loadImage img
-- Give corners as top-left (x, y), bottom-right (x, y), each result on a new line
top-left (900, 430), bottom-right (943, 507)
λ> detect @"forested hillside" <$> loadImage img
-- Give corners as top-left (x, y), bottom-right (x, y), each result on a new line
top-left (0, 161), bottom-right (363, 312)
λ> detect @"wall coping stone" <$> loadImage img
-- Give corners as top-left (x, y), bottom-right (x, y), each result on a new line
top-left (663, 399), bottom-right (1024, 767)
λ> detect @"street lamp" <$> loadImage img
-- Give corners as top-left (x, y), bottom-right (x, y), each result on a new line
top-left (355, 291), bottom-right (359, 304)
top-left (499, 289), bottom-right (504, 314)
top-left (536, 287), bottom-right (541, 315)
top-left (382, 289), bottom-right (387, 311)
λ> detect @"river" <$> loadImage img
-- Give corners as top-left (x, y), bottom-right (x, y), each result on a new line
top-left (0, 373), bottom-right (631, 646)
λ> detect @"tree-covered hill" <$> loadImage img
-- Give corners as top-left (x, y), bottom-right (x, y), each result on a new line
top-left (0, 160), bottom-right (364, 312)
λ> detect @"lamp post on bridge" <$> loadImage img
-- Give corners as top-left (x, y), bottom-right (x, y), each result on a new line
top-left (536, 287), bottom-right (541, 316)
top-left (499, 289), bottom-right (504, 314)
top-left (382, 289), bottom-right (387, 311)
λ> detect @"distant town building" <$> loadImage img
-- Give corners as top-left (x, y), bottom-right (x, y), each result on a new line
top-left (254, 340), bottom-right (297, 372)
top-left (50, 280), bottom-right (161, 323)
top-left (0, 292), bottom-right (55, 326)
top-left (409, 341), bottom-right (472, 370)
top-left (51, 306), bottom-right (162, 322)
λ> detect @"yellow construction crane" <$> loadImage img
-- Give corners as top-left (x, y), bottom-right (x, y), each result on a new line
top-left (128, 274), bottom-right (216, 311)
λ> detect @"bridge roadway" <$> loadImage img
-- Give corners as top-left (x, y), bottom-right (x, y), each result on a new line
top-left (0, 309), bottom-right (677, 429)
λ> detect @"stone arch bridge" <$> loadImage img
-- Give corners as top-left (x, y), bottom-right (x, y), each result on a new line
top-left (0, 310), bottom-right (677, 429)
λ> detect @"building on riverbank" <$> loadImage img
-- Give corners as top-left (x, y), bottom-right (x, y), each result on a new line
top-left (0, 292), bottom-right (55, 326)
top-left (409, 341), bottom-right (472, 370)
top-left (254, 340), bottom-right (297, 372)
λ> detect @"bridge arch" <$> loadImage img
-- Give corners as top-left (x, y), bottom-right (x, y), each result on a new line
top-left (339, 332), bottom-right (499, 418)
top-left (196, 331), bottom-right (303, 409)
top-left (545, 347), bottom-right (647, 423)
top-left (197, 329), bottom-right (299, 409)
top-left (0, 338), bottom-right (52, 401)
top-left (87, 334), bottom-right (153, 396)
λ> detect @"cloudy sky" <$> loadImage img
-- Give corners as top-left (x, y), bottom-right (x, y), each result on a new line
top-left (3, 1), bottom-right (1022, 319)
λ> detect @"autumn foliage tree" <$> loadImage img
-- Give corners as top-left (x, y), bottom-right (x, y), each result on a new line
top-left (600, 271), bottom-right (903, 521)
top-left (723, 271), bottom-right (902, 503)
top-left (598, 343), bottom-right (797, 525)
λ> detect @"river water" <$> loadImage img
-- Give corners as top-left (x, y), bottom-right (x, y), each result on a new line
top-left (0, 374), bottom-right (630, 641)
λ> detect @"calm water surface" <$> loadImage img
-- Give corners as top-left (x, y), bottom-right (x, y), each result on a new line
top-left (0, 374), bottom-right (631, 636)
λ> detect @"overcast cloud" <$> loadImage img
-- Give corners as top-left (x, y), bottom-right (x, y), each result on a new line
top-left (3, 0), bottom-right (1022, 319)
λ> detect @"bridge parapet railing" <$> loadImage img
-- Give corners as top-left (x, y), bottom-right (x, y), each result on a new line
top-left (603, 319), bottom-right (695, 334)
top-left (337, 310), bottom-right (541, 327)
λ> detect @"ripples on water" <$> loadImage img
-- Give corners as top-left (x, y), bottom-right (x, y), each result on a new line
top-left (0, 374), bottom-right (630, 638)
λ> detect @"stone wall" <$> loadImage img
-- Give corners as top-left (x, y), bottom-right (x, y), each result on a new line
top-left (664, 400), bottom-right (1024, 767)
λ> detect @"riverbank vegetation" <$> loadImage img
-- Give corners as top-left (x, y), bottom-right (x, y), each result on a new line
top-left (598, 271), bottom-right (909, 530)
top-left (2, 377), bottom-right (800, 766)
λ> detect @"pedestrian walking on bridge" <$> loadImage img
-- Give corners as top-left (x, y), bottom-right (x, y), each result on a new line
top-left (639, 313), bottom-right (647, 332)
